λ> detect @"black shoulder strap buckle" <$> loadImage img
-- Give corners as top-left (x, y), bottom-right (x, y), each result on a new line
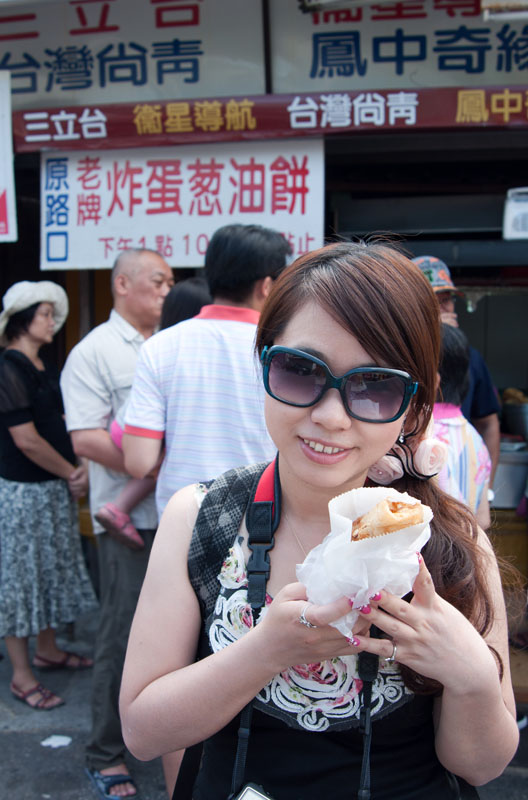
top-left (230, 457), bottom-right (280, 795)
top-left (246, 458), bottom-right (281, 611)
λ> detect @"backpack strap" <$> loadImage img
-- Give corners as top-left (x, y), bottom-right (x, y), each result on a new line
top-left (357, 646), bottom-right (380, 800)
top-left (179, 461), bottom-right (278, 800)
top-left (245, 459), bottom-right (281, 609)
top-left (187, 461), bottom-right (271, 622)
top-left (230, 458), bottom-right (280, 798)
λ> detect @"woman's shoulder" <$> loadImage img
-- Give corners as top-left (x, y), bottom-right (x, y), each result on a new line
top-left (1, 349), bottom-right (48, 381)
top-left (1, 348), bottom-right (31, 370)
top-left (191, 462), bottom-right (270, 538)
top-left (0, 349), bottom-right (38, 406)
top-left (163, 482), bottom-right (202, 523)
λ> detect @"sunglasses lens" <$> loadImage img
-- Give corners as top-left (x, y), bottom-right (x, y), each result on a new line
top-left (268, 351), bottom-right (326, 406)
top-left (345, 372), bottom-right (406, 421)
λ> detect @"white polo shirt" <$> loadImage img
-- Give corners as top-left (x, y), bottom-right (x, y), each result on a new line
top-left (61, 309), bottom-right (158, 534)
top-left (124, 304), bottom-right (276, 517)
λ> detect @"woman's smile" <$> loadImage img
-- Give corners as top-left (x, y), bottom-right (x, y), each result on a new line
top-left (299, 436), bottom-right (351, 465)
top-left (301, 437), bottom-right (346, 455)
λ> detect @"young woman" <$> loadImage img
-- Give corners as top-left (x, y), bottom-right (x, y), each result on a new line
top-left (0, 281), bottom-right (97, 710)
top-left (120, 242), bottom-right (518, 799)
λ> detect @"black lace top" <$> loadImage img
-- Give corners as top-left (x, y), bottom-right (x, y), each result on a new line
top-left (0, 350), bottom-right (75, 482)
top-left (187, 464), bottom-right (478, 800)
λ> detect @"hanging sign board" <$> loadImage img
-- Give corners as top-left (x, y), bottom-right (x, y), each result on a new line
top-left (1, 0), bottom-right (264, 111)
top-left (270, 0), bottom-right (528, 92)
top-left (13, 82), bottom-right (528, 154)
top-left (0, 71), bottom-right (17, 242)
top-left (39, 138), bottom-right (324, 269)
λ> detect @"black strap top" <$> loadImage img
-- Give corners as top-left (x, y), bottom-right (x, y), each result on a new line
top-left (187, 465), bottom-right (478, 800)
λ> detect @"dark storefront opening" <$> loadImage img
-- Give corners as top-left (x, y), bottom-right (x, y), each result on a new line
top-left (326, 127), bottom-right (528, 392)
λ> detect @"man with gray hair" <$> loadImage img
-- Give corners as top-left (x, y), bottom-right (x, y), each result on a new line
top-left (61, 248), bottom-right (173, 799)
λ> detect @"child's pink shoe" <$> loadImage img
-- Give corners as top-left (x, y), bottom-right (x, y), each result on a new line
top-left (94, 503), bottom-right (145, 550)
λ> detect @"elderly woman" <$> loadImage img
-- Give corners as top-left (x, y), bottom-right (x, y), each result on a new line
top-left (0, 281), bottom-right (97, 710)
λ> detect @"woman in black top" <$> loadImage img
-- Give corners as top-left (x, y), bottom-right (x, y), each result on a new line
top-left (0, 281), bottom-right (97, 710)
top-left (120, 243), bottom-right (518, 799)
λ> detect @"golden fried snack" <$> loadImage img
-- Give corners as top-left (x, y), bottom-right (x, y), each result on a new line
top-left (351, 498), bottom-right (423, 540)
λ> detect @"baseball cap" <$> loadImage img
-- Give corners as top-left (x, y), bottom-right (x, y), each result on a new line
top-left (411, 255), bottom-right (463, 295)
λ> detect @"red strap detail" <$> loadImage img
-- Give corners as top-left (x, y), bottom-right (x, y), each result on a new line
top-left (254, 459), bottom-right (276, 510)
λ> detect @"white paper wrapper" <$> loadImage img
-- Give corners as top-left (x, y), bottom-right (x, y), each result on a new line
top-left (296, 486), bottom-right (433, 637)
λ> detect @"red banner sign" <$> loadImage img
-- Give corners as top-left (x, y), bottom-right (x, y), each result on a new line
top-left (13, 86), bottom-right (528, 153)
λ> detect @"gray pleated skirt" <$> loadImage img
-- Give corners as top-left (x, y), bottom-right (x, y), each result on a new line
top-left (0, 476), bottom-right (98, 638)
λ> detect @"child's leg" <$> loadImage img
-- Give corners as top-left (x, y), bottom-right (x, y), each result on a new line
top-left (95, 477), bottom-right (155, 550)
top-left (112, 476), bottom-right (156, 515)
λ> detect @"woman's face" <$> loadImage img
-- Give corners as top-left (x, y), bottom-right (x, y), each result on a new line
top-left (264, 300), bottom-right (405, 495)
top-left (27, 302), bottom-right (56, 345)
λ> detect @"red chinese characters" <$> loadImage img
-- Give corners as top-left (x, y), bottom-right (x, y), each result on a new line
top-left (69, 0), bottom-right (119, 36)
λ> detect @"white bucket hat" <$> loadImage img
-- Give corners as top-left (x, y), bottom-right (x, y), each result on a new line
top-left (0, 280), bottom-right (69, 344)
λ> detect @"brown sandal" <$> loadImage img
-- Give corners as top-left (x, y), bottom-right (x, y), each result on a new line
top-left (10, 681), bottom-right (64, 710)
top-left (32, 650), bottom-right (93, 670)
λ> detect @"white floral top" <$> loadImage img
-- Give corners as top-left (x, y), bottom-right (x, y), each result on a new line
top-left (196, 484), bottom-right (413, 733)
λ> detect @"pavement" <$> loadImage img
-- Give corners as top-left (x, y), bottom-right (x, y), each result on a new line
top-left (0, 610), bottom-right (527, 799)
top-left (0, 611), bottom-right (167, 800)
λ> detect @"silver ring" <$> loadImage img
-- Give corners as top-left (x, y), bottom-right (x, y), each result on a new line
top-left (299, 604), bottom-right (318, 629)
top-left (385, 642), bottom-right (397, 663)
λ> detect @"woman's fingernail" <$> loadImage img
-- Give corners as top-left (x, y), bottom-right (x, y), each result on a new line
top-left (359, 605), bottom-right (371, 614)
top-left (346, 636), bottom-right (360, 647)
top-left (416, 552), bottom-right (423, 563)
top-left (370, 592), bottom-right (381, 602)
top-left (348, 597), bottom-right (355, 607)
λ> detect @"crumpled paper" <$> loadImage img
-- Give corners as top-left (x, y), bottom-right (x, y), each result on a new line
top-left (40, 734), bottom-right (72, 748)
top-left (296, 486), bottom-right (433, 637)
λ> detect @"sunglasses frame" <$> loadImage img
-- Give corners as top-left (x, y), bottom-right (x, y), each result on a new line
top-left (260, 346), bottom-right (418, 424)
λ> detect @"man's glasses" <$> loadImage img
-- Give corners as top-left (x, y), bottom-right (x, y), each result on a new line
top-left (260, 346), bottom-right (418, 424)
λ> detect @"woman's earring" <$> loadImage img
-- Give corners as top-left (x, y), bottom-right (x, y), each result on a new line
top-left (398, 430), bottom-right (405, 444)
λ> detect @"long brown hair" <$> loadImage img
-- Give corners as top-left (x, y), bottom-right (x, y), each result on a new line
top-left (256, 241), bottom-right (498, 694)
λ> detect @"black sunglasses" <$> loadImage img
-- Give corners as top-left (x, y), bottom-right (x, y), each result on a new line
top-left (260, 346), bottom-right (418, 424)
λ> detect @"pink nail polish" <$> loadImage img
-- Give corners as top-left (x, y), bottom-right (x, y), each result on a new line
top-left (348, 597), bottom-right (355, 608)
top-left (370, 592), bottom-right (381, 602)
top-left (346, 636), bottom-right (360, 647)
top-left (359, 605), bottom-right (371, 614)
top-left (416, 552), bottom-right (423, 563)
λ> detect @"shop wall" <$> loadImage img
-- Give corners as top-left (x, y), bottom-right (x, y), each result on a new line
top-left (3, 0), bottom-right (528, 367)
top-left (326, 128), bottom-right (528, 398)
top-left (459, 296), bottom-right (528, 394)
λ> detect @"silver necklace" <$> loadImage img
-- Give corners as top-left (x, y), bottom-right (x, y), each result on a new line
top-left (283, 514), bottom-right (308, 558)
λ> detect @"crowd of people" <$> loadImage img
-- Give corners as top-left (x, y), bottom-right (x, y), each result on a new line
top-left (0, 230), bottom-right (522, 800)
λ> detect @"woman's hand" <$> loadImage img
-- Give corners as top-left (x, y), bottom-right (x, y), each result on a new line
top-left (350, 556), bottom-right (497, 691)
top-left (68, 464), bottom-right (89, 499)
top-left (253, 582), bottom-right (371, 673)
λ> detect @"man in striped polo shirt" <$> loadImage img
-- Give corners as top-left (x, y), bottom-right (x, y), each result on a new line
top-left (122, 224), bottom-right (292, 520)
